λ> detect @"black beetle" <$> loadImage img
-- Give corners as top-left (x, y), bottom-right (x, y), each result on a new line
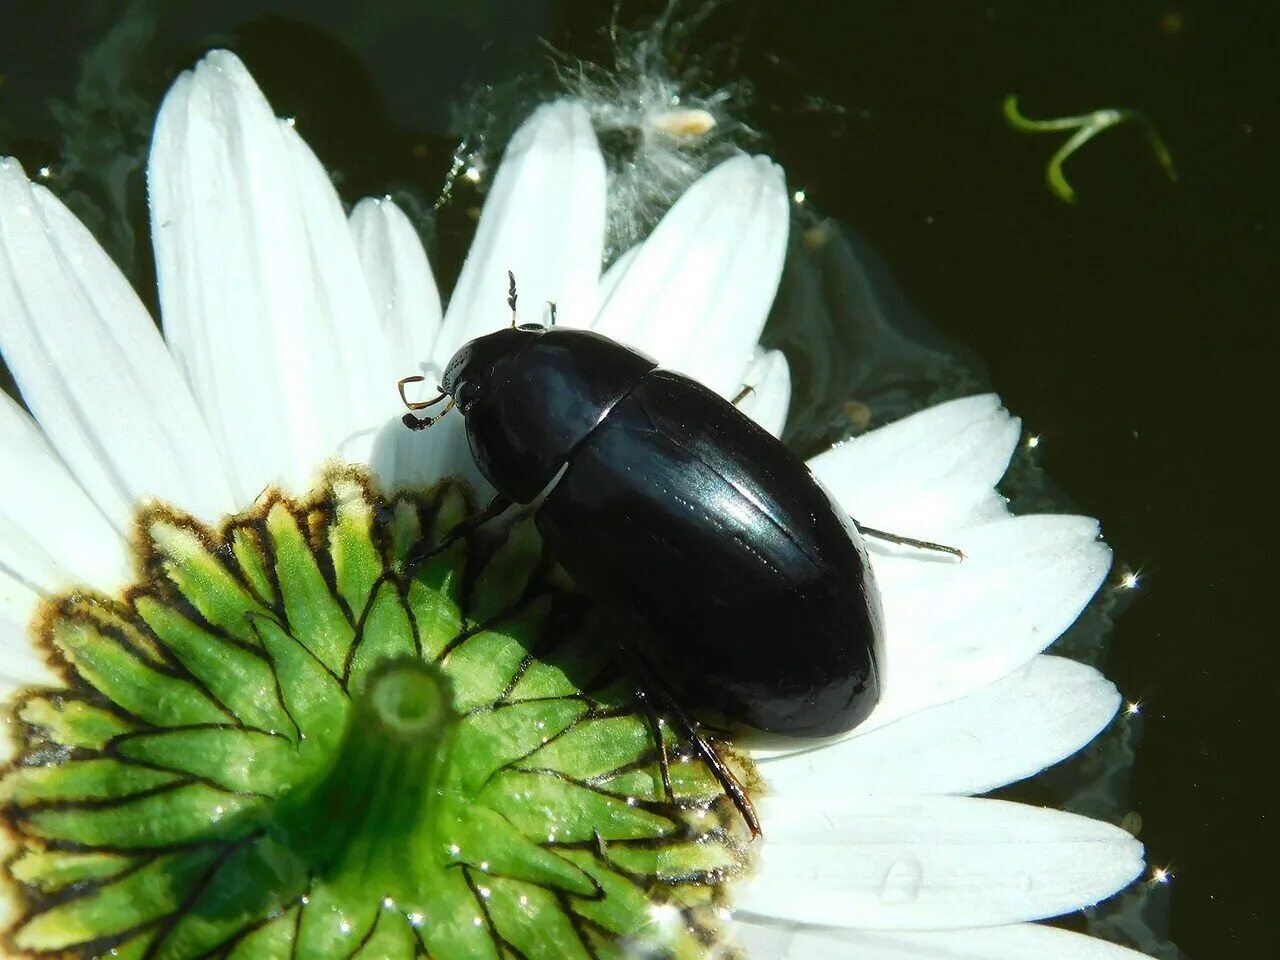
top-left (393, 279), bottom-right (958, 833)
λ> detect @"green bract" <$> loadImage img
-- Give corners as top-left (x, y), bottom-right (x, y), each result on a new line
top-left (1, 469), bottom-right (753, 959)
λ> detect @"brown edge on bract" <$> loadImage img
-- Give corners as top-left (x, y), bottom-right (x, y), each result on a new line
top-left (1, 463), bottom-right (755, 958)
top-left (0, 464), bottom-right (476, 958)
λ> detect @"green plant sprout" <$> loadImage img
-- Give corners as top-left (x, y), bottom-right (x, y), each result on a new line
top-left (1003, 94), bottom-right (1178, 203)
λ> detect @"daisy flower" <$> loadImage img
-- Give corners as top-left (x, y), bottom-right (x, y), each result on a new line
top-left (0, 51), bottom-right (1153, 959)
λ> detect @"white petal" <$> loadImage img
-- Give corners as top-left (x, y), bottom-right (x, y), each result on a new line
top-left (149, 51), bottom-right (394, 501)
top-left (0, 670), bottom-right (24, 759)
top-left (592, 154), bottom-right (789, 398)
top-left (0, 393), bottom-right (129, 595)
top-left (758, 655), bottom-right (1120, 795)
top-left (808, 394), bottom-right (1020, 537)
top-left (735, 347), bottom-right (792, 437)
top-left (349, 196), bottom-right (442, 369)
top-left (0, 572), bottom-right (36, 632)
top-left (735, 794), bottom-right (1143, 930)
top-left (749, 514), bottom-right (1111, 762)
top-left (597, 243), bottom-right (640, 307)
top-left (0, 159), bottom-right (235, 527)
top-left (432, 99), bottom-right (605, 363)
top-left (0, 395), bottom-right (123, 686)
top-left (350, 197), bottom-right (453, 490)
top-left (736, 919), bottom-right (1156, 959)
top-left (282, 124), bottom-right (397, 468)
top-left (0, 585), bottom-right (53, 685)
top-left (864, 514), bottom-right (1111, 731)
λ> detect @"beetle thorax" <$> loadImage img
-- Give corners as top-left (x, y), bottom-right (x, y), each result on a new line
top-left (446, 328), bottom-right (657, 503)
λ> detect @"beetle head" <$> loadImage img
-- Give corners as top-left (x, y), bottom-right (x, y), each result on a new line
top-left (440, 326), bottom-right (544, 412)
top-left (437, 326), bottom-right (657, 504)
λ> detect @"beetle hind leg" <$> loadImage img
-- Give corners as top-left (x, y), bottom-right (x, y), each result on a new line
top-left (613, 637), bottom-right (761, 839)
top-left (630, 680), bottom-right (676, 801)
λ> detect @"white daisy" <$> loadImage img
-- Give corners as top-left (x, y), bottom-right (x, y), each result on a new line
top-left (0, 50), bottom-right (1152, 959)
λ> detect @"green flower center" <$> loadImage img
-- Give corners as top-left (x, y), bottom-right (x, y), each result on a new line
top-left (1, 468), bottom-right (753, 959)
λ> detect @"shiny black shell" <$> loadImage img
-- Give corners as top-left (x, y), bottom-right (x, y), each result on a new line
top-left (442, 327), bottom-right (884, 736)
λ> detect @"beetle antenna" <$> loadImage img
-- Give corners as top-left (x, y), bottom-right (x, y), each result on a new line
top-left (546, 300), bottom-right (557, 327)
top-left (397, 375), bottom-right (449, 411)
top-left (731, 384), bottom-right (755, 407)
top-left (507, 270), bottom-right (518, 327)
top-left (854, 520), bottom-right (965, 560)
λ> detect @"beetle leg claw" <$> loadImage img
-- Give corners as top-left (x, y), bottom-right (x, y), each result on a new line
top-left (398, 375), bottom-right (450, 411)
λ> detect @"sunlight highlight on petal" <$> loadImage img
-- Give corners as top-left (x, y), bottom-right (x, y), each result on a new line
top-left (735, 794), bottom-right (1143, 930)
top-left (866, 515), bottom-right (1111, 730)
top-left (758, 655), bottom-right (1120, 794)
top-left (809, 394), bottom-right (1020, 536)
top-left (0, 595), bottom-right (53, 686)
top-left (433, 99), bottom-right (606, 360)
top-left (149, 50), bottom-right (393, 502)
top-left (350, 196), bottom-right (443, 370)
top-left (592, 154), bottom-right (789, 399)
top-left (0, 160), bottom-right (235, 528)
top-left (0, 394), bottom-right (129, 598)
top-left (736, 917), bottom-right (1159, 959)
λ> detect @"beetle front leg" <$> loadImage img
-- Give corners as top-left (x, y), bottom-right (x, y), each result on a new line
top-left (397, 375), bottom-right (456, 430)
top-left (403, 493), bottom-right (514, 577)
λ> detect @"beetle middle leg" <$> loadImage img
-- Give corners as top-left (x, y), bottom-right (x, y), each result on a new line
top-left (624, 667), bottom-right (675, 802)
top-left (347, 492), bottom-right (515, 677)
top-left (403, 493), bottom-right (513, 574)
top-left (853, 519), bottom-right (965, 560)
top-left (613, 635), bottom-right (761, 838)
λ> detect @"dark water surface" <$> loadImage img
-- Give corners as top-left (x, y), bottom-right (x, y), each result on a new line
top-left (1, 1), bottom-right (1275, 956)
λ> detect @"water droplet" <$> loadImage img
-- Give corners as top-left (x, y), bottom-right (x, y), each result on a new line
top-left (879, 858), bottom-right (923, 903)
